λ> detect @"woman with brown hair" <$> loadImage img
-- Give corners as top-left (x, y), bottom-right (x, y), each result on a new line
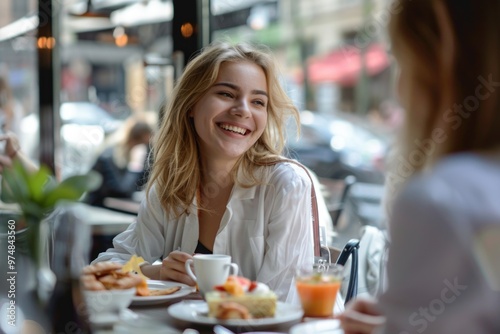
top-left (339, 0), bottom-right (500, 333)
top-left (85, 118), bottom-right (153, 207)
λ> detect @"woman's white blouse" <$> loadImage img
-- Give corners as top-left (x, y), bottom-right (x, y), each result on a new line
top-left (93, 162), bottom-right (315, 304)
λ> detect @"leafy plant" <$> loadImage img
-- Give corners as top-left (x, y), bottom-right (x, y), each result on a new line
top-left (1, 160), bottom-right (102, 262)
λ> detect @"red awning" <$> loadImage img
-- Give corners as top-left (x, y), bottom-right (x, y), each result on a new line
top-left (307, 43), bottom-right (390, 86)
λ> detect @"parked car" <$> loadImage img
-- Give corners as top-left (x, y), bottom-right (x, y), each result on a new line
top-left (60, 102), bottom-right (125, 178)
top-left (60, 102), bottom-right (123, 135)
top-left (286, 110), bottom-right (388, 184)
top-left (20, 102), bottom-right (124, 179)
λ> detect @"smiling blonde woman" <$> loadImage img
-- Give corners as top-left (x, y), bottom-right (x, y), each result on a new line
top-left (93, 41), bottom-right (316, 304)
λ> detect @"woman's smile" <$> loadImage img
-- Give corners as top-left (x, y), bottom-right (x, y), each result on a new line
top-left (217, 122), bottom-right (250, 136)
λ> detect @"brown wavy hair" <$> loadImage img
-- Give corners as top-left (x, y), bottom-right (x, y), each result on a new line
top-left (389, 0), bottom-right (500, 171)
top-left (147, 41), bottom-right (299, 217)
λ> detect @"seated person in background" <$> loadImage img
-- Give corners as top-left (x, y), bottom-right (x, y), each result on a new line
top-left (0, 77), bottom-right (24, 138)
top-left (93, 41), bottom-right (317, 304)
top-left (84, 119), bottom-right (153, 207)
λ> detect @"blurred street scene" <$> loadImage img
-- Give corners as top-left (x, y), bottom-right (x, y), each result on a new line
top-left (0, 0), bottom-right (401, 245)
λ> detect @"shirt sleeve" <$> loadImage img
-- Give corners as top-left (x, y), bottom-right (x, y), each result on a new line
top-left (92, 185), bottom-right (166, 264)
top-left (257, 164), bottom-right (315, 304)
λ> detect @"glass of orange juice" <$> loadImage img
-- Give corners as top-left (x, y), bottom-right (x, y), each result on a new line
top-left (295, 264), bottom-right (343, 318)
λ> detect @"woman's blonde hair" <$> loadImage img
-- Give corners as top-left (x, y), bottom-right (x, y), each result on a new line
top-left (388, 0), bottom-right (500, 172)
top-left (147, 41), bottom-right (299, 217)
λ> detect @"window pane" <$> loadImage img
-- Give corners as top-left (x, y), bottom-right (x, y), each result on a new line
top-left (0, 0), bottom-right (39, 163)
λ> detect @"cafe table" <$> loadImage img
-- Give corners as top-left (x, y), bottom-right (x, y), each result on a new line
top-left (102, 197), bottom-right (141, 215)
top-left (91, 289), bottom-right (345, 334)
top-left (102, 191), bottom-right (145, 215)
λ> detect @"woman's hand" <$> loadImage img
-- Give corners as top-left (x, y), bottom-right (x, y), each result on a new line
top-left (337, 297), bottom-right (386, 334)
top-left (0, 132), bottom-right (37, 174)
top-left (0, 132), bottom-right (20, 172)
top-left (160, 251), bottom-right (196, 286)
top-left (0, 153), bottom-right (12, 172)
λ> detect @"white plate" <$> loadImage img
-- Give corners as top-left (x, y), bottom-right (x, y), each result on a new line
top-left (168, 300), bottom-right (303, 327)
top-left (289, 319), bottom-right (343, 334)
top-left (131, 280), bottom-right (195, 306)
top-left (89, 313), bottom-right (120, 327)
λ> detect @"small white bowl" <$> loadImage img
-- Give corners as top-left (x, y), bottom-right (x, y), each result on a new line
top-left (83, 288), bottom-right (136, 315)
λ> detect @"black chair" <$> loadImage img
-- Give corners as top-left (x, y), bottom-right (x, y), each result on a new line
top-left (347, 182), bottom-right (386, 228)
top-left (335, 238), bottom-right (360, 304)
top-left (330, 175), bottom-right (357, 227)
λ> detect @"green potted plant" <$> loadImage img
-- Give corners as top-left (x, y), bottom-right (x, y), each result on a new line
top-left (1, 160), bottom-right (102, 331)
top-left (1, 160), bottom-right (102, 267)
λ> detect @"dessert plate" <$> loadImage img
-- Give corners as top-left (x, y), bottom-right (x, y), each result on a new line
top-left (289, 319), bottom-right (343, 334)
top-left (131, 280), bottom-right (195, 306)
top-left (168, 300), bottom-right (303, 327)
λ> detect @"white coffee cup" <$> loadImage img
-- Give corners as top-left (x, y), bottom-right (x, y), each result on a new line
top-left (185, 254), bottom-right (239, 296)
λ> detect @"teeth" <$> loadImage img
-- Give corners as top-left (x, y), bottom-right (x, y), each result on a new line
top-left (219, 124), bottom-right (246, 135)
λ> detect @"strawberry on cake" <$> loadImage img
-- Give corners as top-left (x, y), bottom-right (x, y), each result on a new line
top-left (205, 276), bottom-right (277, 319)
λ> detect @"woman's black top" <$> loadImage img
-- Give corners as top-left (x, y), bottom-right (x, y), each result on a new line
top-left (194, 240), bottom-right (212, 254)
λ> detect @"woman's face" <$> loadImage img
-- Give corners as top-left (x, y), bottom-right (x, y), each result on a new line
top-left (190, 61), bottom-right (268, 164)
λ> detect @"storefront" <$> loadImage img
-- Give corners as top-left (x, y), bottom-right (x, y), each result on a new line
top-left (0, 0), bottom-right (208, 177)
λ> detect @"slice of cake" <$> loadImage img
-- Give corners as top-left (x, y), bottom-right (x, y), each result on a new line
top-left (205, 276), bottom-right (277, 319)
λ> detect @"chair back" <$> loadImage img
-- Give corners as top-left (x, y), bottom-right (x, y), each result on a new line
top-left (331, 175), bottom-right (357, 227)
top-left (335, 238), bottom-right (360, 304)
